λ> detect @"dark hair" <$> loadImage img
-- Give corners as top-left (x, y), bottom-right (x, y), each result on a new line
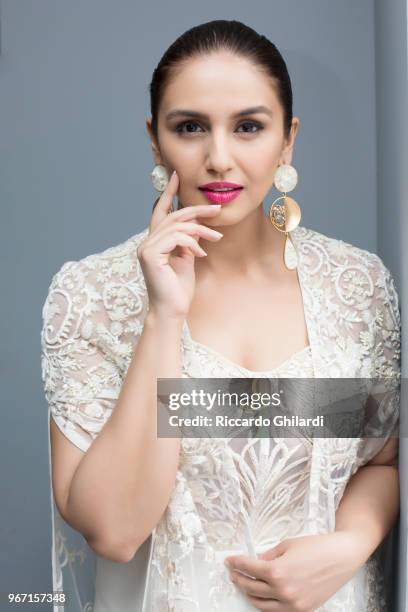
top-left (149, 19), bottom-right (293, 142)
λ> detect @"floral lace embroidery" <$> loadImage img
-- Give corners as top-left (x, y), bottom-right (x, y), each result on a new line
top-left (41, 225), bottom-right (400, 611)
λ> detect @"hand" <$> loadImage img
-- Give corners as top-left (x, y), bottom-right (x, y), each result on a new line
top-left (137, 170), bottom-right (223, 318)
top-left (225, 532), bottom-right (365, 611)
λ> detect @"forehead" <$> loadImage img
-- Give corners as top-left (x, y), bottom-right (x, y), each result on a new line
top-left (159, 51), bottom-right (280, 117)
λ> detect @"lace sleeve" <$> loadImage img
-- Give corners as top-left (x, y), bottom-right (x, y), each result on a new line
top-left (41, 250), bottom-right (146, 453)
top-left (357, 258), bottom-right (401, 467)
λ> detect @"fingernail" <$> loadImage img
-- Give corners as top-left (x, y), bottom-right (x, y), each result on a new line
top-left (172, 170), bottom-right (177, 177)
top-left (224, 559), bottom-right (231, 568)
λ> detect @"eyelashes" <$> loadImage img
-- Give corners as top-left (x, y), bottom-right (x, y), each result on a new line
top-left (174, 120), bottom-right (264, 135)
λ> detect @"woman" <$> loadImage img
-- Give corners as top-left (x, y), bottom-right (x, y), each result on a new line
top-left (41, 19), bottom-right (401, 612)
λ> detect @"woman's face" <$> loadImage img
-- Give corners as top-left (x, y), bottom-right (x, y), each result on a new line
top-left (147, 50), bottom-right (299, 225)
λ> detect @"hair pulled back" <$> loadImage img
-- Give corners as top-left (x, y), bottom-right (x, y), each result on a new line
top-left (149, 19), bottom-right (293, 141)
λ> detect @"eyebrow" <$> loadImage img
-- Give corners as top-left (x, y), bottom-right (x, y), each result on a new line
top-left (165, 105), bottom-right (274, 121)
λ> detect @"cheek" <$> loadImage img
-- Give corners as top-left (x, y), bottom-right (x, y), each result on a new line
top-left (246, 160), bottom-right (278, 189)
top-left (241, 142), bottom-right (280, 178)
top-left (161, 133), bottom-right (200, 160)
top-left (251, 148), bottom-right (280, 172)
top-left (162, 147), bottom-right (202, 185)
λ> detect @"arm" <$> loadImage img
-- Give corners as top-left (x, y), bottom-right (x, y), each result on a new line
top-left (64, 310), bottom-right (184, 562)
top-left (334, 437), bottom-right (399, 566)
top-left (334, 257), bottom-right (401, 565)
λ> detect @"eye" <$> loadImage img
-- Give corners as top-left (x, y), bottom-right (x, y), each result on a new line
top-left (236, 121), bottom-right (264, 133)
top-left (173, 119), bottom-right (264, 135)
top-left (174, 121), bottom-right (203, 134)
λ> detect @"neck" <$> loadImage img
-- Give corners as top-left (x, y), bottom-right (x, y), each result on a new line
top-left (193, 204), bottom-right (288, 279)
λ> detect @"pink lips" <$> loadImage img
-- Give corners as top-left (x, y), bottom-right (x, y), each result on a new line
top-left (200, 189), bottom-right (242, 204)
top-left (198, 181), bottom-right (243, 205)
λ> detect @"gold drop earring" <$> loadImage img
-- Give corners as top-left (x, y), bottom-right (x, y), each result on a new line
top-left (150, 164), bottom-right (174, 213)
top-left (269, 163), bottom-right (301, 270)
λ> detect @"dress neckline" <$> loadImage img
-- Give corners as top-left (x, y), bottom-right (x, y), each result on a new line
top-left (182, 319), bottom-right (311, 376)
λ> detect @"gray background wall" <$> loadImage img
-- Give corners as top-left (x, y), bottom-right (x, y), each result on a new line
top-left (374, 0), bottom-right (408, 610)
top-left (0, 0), bottom-right (405, 609)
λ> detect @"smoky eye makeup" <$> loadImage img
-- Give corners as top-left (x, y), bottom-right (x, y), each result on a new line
top-left (172, 119), bottom-right (265, 135)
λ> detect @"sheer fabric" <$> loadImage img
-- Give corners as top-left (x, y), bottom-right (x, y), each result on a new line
top-left (41, 224), bottom-right (401, 611)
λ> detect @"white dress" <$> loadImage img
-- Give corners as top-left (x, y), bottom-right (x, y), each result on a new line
top-left (40, 224), bottom-right (401, 611)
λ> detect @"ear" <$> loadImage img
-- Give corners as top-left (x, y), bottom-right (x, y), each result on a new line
top-left (146, 117), bottom-right (163, 166)
top-left (279, 117), bottom-right (300, 166)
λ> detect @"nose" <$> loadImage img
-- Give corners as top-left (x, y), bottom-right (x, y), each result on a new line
top-left (204, 130), bottom-right (234, 175)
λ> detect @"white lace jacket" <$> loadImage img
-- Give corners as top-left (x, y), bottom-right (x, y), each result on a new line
top-left (41, 224), bottom-right (401, 612)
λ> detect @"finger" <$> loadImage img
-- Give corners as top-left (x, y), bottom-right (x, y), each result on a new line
top-left (166, 222), bottom-right (223, 242)
top-left (154, 231), bottom-right (207, 258)
top-left (231, 571), bottom-right (277, 599)
top-left (150, 170), bottom-right (179, 231)
top-left (245, 594), bottom-right (282, 611)
top-left (258, 543), bottom-right (286, 561)
top-left (145, 221), bottom-right (223, 253)
top-left (226, 556), bottom-right (272, 583)
top-left (161, 203), bottom-right (223, 227)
